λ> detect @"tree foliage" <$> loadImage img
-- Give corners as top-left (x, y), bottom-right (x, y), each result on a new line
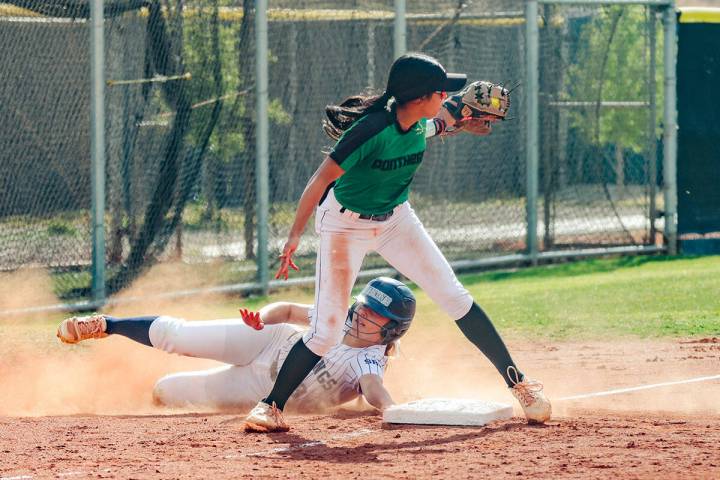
top-left (565, 6), bottom-right (664, 153)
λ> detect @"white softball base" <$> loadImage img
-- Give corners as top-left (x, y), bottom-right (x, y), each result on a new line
top-left (383, 398), bottom-right (513, 426)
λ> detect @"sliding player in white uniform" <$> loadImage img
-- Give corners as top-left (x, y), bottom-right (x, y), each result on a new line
top-left (56, 277), bottom-right (414, 422)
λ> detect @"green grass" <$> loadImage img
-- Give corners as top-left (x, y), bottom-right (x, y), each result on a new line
top-left (456, 255), bottom-right (720, 340)
top-left (221, 255), bottom-right (720, 341)
top-left (11, 255), bottom-right (720, 342)
top-left (249, 255), bottom-right (719, 341)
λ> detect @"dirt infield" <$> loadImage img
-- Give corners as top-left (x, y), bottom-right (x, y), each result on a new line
top-left (1, 411), bottom-right (719, 479)
top-left (2, 334), bottom-right (719, 479)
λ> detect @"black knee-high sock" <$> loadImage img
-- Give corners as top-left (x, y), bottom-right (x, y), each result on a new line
top-left (104, 316), bottom-right (158, 347)
top-left (262, 339), bottom-right (321, 411)
top-left (455, 303), bottom-right (522, 388)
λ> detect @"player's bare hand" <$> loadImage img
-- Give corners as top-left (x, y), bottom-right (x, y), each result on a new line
top-left (239, 308), bottom-right (264, 330)
top-left (275, 236), bottom-right (300, 280)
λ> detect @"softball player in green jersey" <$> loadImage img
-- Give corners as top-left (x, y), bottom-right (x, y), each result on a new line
top-left (244, 53), bottom-right (551, 432)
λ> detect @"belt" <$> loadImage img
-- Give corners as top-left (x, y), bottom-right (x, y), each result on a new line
top-left (339, 206), bottom-right (394, 221)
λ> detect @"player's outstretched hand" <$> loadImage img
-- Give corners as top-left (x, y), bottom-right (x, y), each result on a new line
top-left (240, 308), bottom-right (264, 330)
top-left (275, 236), bottom-right (300, 280)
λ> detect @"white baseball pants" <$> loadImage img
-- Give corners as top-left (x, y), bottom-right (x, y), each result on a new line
top-left (303, 189), bottom-right (473, 355)
top-left (148, 316), bottom-right (301, 409)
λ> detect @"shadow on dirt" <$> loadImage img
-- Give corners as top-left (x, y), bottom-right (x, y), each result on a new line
top-left (262, 420), bottom-right (553, 464)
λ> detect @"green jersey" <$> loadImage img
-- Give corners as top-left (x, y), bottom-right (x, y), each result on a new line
top-left (329, 109), bottom-right (427, 215)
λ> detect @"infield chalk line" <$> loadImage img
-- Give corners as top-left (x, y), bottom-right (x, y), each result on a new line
top-left (558, 373), bottom-right (720, 401)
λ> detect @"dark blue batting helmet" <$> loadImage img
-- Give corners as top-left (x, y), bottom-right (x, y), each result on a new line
top-left (345, 277), bottom-right (416, 345)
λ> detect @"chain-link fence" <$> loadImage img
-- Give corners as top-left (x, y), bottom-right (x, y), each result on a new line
top-left (0, 0), bottom-right (672, 313)
top-left (0, 7), bottom-right (93, 293)
top-left (538, 2), bottom-right (664, 250)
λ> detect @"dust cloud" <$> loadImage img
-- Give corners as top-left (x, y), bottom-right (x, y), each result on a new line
top-left (0, 263), bottom-right (228, 416)
top-left (545, 340), bottom-right (720, 418)
top-left (0, 268), bottom-right (59, 321)
top-left (0, 337), bottom-right (219, 417)
top-left (384, 332), bottom-right (720, 418)
top-left (2, 263), bottom-right (718, 418)
top-left (105, 262), bottom-right (235, 320)
top-left (384, 326), bottom-right (512, 406)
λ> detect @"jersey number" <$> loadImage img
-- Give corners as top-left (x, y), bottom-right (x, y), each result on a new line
top-left (316, 370), bottom-right (337, 390)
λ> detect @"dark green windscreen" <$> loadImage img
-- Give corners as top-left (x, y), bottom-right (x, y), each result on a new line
top-left (677, 20), bottom-right (720, 235)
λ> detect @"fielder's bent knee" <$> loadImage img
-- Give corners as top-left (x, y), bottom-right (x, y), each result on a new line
top-left (302, 318), bottom-right (345, 356)
top-left (302, 335), bottom-right (336, 357)
top-left (439, 289), bottom-right (474, 321)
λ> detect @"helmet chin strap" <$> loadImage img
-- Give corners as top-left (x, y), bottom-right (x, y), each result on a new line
top-left (379, 320), bottom-right (399, 345)
top-left (344, 303), bottom-right (390, 345)
top-left (343, 304), bottom-right (359, 339)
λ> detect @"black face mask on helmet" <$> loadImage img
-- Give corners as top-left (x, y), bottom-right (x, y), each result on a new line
top-left (344, 277), bottom-right (416, 345)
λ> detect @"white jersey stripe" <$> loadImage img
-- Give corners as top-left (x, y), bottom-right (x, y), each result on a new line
top-left (274, 335), bottom-right (388, 410)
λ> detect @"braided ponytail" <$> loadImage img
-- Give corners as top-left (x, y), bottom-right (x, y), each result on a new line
top-left (323, 91), bottom-right (393, 140)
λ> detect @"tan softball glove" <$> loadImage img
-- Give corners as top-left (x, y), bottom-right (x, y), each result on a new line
top-left (437, 80), bottom-right (510, 135)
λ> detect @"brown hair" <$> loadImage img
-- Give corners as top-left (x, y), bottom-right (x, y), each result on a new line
top-left (322, 91), bottom-right (393, 140)
top-left (385, 340), bottom-right (399, 358)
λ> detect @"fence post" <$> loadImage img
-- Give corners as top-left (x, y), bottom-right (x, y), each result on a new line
top-left (394, 0), bottom-right (406, 59)
top-left (525, 0), bottom-right (540, 263)
top-left (662, 2), bottom-right (678, 254)
top-left (648, 7), bottom-right (658, 244)
top-left (256, 0), bottom-right (270, 293)
top-left (90, 0), bottom-right (106, 305)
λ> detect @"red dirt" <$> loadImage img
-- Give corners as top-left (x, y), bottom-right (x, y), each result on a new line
top-left (1, 411), bottom-right (719, 479)
top-left (2, 336), bottom-right (719, 479)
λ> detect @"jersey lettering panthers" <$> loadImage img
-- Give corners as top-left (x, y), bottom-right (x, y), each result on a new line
top-left (329, 108), bottom-right (427, 215)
